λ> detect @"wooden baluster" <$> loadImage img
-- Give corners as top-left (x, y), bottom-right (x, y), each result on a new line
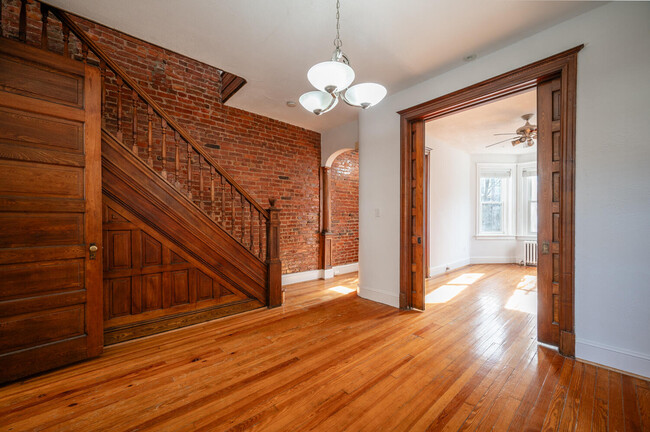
top-left (198, 155), bottom-right (204, 209)
top-left (131, 90), bottom-right (138, 153)
top-left (230, 185), bottom-right (235, 234)
top-left (259, 212), bottom-right (264, 260)
top-left (249, 203), bottom-right (254, 251)
top-left (161, 119), bottom-right (167, 178)
top-left (210, 167), bottom-right (215, 218)
top-left (266, 199), bottom-right (282, 307)
top-left (241, 195), bottom-right (246, 244)
top-left (116, 76), bottom-right (123, 141)
top-left (221, 176), bottom-right (226, 226)
top-left (62, 23), bottom-right (70, 57)
top-left (18, 0), bottom-right (26, 42)
top-left (0, 0), bottom-right (3, 38)
top-left (81, 42), bottom-right (88, 63)
top-left (187, 143), bottom-right (193, 200)
top-left (146, 105), bottom-right (153, 166)
top-left (40, 4), bottom-right (49, 50)
top-left (174, 131), bottom-right (180, 187)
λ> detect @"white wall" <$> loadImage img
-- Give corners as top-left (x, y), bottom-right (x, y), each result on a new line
top-left (428, 142), bottom-right (471, 276)
top-left (358, 3), bottom-right (650, 377)
top-left (321, 120), bottom-right (358, 166)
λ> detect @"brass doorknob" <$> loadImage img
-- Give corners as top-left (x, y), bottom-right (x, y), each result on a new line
top-left (89, 245), bottom-right (98, 252)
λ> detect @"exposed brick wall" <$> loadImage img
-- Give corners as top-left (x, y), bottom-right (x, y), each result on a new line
top-left (330, 150), bottom-right (359, 266)
top-left (2, 0), bottom-right (321, 274)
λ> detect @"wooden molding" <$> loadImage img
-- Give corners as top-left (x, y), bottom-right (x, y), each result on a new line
top-left (399, 46), bottom-right (583, 356)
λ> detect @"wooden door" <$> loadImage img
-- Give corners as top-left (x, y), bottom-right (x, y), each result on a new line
top-left (424, 149), bottom-right (431, 279)
top-left (0, 39), bottom-right (102, 383)
top-left (537, 76), bottom-right (562, 346)
top-left (410, 120), bottom-right (425, 310)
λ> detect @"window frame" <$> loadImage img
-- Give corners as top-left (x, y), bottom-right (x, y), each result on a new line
top-left (475, 163), bottom-right (516, 239)
top-left (516, 161), bottom-right (538, 239)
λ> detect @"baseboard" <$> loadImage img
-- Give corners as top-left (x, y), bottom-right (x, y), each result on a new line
top-left (576, 338), bottom-right (650, 379)
top-left (333, 262), bottom-right (359, 276)
top-left (282, 262), bottom-right (359, 286)
top-left (470, 256), bottom-right (518, 264)
top-left (357, 285), bottom-right (399, 308)
top-left (429, 258), bottom-right (471, 278)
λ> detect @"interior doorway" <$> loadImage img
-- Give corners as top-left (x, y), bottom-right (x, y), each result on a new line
top-left (399, 46), bottom-right (582, 357)
top-left (422, 88), bottom-right (540, 340)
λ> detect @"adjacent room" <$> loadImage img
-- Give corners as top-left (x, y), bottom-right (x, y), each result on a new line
top-left (425, 90), bottom-right (538, 318)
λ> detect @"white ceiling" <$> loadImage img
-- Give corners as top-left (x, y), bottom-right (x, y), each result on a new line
top-left (47, 0), bottom-right (602, 133)
top-left (426, 89), bottom-right (537, 154)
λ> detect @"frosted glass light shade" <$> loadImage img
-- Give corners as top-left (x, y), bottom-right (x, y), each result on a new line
top-left (307, 61), bottom-right (355, 93)
top-left (299, 90), bottom-right (337, 115)
top-left (344, 83), bottom-right (387, 108)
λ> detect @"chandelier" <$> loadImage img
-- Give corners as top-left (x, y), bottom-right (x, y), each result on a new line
top-left (299, 0), bottom-right (387, 115)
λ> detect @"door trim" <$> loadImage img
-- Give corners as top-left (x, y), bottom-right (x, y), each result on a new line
top-left (398, 45), bottom-right (583, 357)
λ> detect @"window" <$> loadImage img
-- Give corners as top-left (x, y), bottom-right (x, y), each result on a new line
top-left (476, 164), bottom-right (514, 237)
top-left (520, 166), bottom-right (538, 237)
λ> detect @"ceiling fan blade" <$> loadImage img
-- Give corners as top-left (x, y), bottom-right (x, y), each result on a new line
top-left (486, 137), bottom-right (517, 148)
top-left (493, 133), bottom-right (519, 136)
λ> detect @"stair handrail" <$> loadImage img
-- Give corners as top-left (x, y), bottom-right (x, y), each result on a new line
top-left (48, 5), bottom-right (269, 219)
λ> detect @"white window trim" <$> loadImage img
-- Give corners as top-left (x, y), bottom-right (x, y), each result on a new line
top-left (516, 161), bottom-right (538, 239)
top-left (475, 163), bottom-right (516, 238)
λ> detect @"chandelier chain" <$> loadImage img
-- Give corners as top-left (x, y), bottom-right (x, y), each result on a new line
top-left (333, 0), bottom-right (342, 49)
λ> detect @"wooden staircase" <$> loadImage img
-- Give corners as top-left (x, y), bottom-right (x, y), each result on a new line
top-left (1, 0), bottom-right (282, 344)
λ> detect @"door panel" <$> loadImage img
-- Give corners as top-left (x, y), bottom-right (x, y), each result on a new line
top-left (411, 121), bottom-right (425, 310)
top-left (537, 76), bottom-right (562, 346)
top-left (0, 38), bottom-right (102, 383)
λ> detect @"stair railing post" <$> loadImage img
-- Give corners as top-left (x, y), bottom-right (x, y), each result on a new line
top-left (266, 199), bottom-right (282, 308)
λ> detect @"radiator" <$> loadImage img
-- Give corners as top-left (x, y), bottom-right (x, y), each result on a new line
top-left (524, 241), bottom-right (538, 266)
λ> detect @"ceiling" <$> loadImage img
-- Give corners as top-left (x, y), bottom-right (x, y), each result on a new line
top-left (47, 0), bottom-right (602, 133)
top-left (426, 89), bottom-right (537, 155)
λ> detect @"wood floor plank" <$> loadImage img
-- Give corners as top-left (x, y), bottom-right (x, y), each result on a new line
top-left (622, 374), bottom-right (643, 431)
top-left (540, 357), bottom-right (574, 431)
top-left (558, 361), bottom-right (585, 432)
top-left (593, 368), bottom-right (610, 432)
top-left (0, 265), bottom-right (648, 431)
top-left (608, 371), bottom-right (625, 432)
top-left (636, 381), bottom-right (650, 432)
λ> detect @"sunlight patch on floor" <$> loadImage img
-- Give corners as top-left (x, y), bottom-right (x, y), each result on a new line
top-left (425, 272), bottom-right (484, 304)
top-left (505, 274), bottom-right (537, 314)
top-left (447, 273), bottom-right (484, 285)
top-left (426, 284), bottom-right (468, 304)
top-left (328, 285), bottom-right (356, 295)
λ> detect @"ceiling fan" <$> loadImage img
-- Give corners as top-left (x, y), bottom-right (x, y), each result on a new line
top-left (486, 113), bottom-right (537, 148)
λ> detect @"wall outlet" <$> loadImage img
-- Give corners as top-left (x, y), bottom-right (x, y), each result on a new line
top-left (374, 208), bottom-right (381, 218)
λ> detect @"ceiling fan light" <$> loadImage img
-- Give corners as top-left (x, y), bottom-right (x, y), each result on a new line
top-left (344, 83), bottom-right (387, 108)
top-left (299, 90), bottom-right (338, 115)
top-left (307, 61), bottom-right (355, 93)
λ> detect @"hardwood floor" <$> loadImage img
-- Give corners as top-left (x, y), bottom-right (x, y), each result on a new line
top-left (1, 264), bottom-right (648, 431)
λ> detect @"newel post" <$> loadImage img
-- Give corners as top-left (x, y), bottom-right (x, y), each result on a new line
top-left (266, 198), bottom-right (283, 307)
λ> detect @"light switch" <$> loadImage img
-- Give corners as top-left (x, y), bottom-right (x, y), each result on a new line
top-left (374, 208), bottom-right (381, 217)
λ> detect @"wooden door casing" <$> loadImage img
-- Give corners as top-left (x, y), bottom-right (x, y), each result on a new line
top-left (400, 119), bottom-right (425, 310)
top-left (398, 46), bottom-right (580, 356)
top-left (102, 197), bottom-right (263, 344)
top-left (0, 38), bottom-right (102, 383)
